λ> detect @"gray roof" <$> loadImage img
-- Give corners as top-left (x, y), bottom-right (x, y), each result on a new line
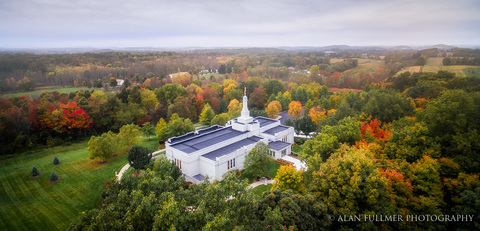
top-left (255, 116), bottom-right (278, 127)
top-left (263, 125), bottom-right (290, 135)
top-left (169, 125), bottom-right (223, 145)
top-left (170, 127), bottom-right (248, 154)
top-left (193, 174), bottom-right (205, 181)
top-left (249, 136), bottom-right (263, 142)
top-left (268, 141), bottom-right (291, 151)
top-left (202, 137), bottom-right (259, 160)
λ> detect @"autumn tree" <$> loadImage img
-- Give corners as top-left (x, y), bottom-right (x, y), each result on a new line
top-left (248, 87), bottom-right (267, 109)
top-left (118, 124), bottom-right (141, 153)
top-left (265, 101), bottom-right (282, 118)
top-left (309, 106), bottom-right (327, 126)
top-left (360, 118), bottom-right (391, 143)
top-left (199, 103), bottom-right (215, 125)
top-left (17, 77), bottom-right (35, 91)
top-left (141, 122), bottom-right (155, 141)
top-left (310, 146), bottom-right (394, 230)
top-left (227, 99), bottom-right (242, 117)
top-left (273, 165), bottom-right (303, 193)
top-left (154, 83), bottom-right (187, 104)
top-left (288, 101), bottom-right (303, 119)
top-left (384, 117), bottom-right (440, 163)
top-left (58, 101), bottom-right (92, 135)
top-left (155, 118), bottom-right (168, 142)
top-left (87, 131), bottom-right (117, 162)
top-left (167, 96), bottom-right (194, 120)
top-left (244, 142), bottom-right (272, 179)
top-left (211, 113), bottom-right (230, 126)
top-left (165, 114), bottom-right (195, 138)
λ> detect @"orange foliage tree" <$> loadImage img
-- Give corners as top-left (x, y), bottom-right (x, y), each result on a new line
top-left (309, 106), bottom-right (326, 126)
top-left (265, 101), bottom-right (282, 118)
top-left (360, 118), bottom-right (391, 142)
top-left (288, 101), bottom-right (303, 119)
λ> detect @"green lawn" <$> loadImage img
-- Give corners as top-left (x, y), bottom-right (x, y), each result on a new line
top-left (292, 144), bottom-right (303, 155)
top-left (396, 57), bottom-right (480, 78)
top-left (238, 161), bottom-right (281, 184)
top-left (250, 184), bottom-right (273, 196)
top-left (0, 87), bottom-right (98, 99)
top-left (0, 137), bottom-right (157, 231)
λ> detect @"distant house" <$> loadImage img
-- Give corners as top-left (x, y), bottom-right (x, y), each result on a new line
top-left (116, 79), bottom-right (124, 86)
top-left (168, 72), bottom-right (189, 79)
top-left (165, 92), bottom-right (294, 183)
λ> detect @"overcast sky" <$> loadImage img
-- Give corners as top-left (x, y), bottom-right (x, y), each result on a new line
top-left (0, 0), bottom-right (479, 48)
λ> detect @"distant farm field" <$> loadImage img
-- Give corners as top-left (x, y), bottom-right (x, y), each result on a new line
top-left (0, 87), bottom-right (97, 99)
top-left (396, 57), bottom-right (480, 78)
top-left (0, 137), bottom-right (157, 231)
top-left (342, 58), bottom-right (385, 77)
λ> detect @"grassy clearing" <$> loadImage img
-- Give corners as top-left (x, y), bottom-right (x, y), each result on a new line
top-left (342, 59), bottom-right (385, 77)
top-left (238, 161), bottom-right (281, 184)
top-left (292, 144), bottom-right (303, 155)
top-left (0, 87), bottom-right (98, 99)
top-left (250, 184), bottom-right (273, 196)
top-left (396, 57), bottom-right (480, 78)
top-left (0, 136), bottom-right (157, 231)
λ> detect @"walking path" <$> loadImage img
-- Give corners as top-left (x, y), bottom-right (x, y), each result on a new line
top-left (115, 149), bottom-right (165, 181)
top-left (281, 155), bottom-right (307, 171)
top-left (247, 179), bottom-right (275, 189)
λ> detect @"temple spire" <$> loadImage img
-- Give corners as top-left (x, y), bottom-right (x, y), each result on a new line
top-left (240, 87), bottom-right (250, 119)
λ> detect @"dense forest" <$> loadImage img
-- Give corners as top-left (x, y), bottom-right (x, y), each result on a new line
top-left (1, 48), bottom-right (480, 230)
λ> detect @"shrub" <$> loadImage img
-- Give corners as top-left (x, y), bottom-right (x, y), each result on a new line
top-left (127, 145), bottom-right (153, 172)
top-left (53, 156), bottom-right (60, 165)
top-left (31, 167), bottom-right (40, 177)
top-left (49, 172), bottom-right (59, 182)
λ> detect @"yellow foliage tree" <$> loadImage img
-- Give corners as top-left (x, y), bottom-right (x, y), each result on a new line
top-left (273, 165), bottom-right (303, 193)
top-left (266, 101), bottom-right (282, 118)
top-left (228, 99), bottom-right (242, 117)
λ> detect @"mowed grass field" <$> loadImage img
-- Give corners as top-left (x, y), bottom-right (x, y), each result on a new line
top-left (341, 58), bottom-right (385, 77)
top-left (0, 86), bottom-right (99, 99)
top-left (0, 137), bottom-right (159, 231)
top-left (397, 57), bottom-right (480, 78)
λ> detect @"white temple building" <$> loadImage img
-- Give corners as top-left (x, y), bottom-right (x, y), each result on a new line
top-left (165, 91), bottom-right (294, 183)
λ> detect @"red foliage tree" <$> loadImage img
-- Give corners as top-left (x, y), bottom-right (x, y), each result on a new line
top-left (248, 87), bottom-right (267, 109)
top-left (360, 118), bottom-right (391, 142)
top-left (59, 101), bottom-right (92, 134)
top-left (202, 88), bottom-right (220, 113)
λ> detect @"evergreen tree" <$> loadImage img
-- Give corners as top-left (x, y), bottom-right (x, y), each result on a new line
top-left (53, 156), bottom-right (60, 165)
top-left (127, 145), bottom-right (153, 172)
top-left (31, 166), bottom-right (40, 177)
top-left (49, 172), bottom-right (59, 182)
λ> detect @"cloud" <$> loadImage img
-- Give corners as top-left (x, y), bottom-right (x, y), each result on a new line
top-left (0, 0), bottom-right (479, 47)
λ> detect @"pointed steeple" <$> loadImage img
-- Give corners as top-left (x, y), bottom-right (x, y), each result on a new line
top-left (241, 87), bottom-right (249, 118)
top-left (237, 87), bottom-right (252, 123)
